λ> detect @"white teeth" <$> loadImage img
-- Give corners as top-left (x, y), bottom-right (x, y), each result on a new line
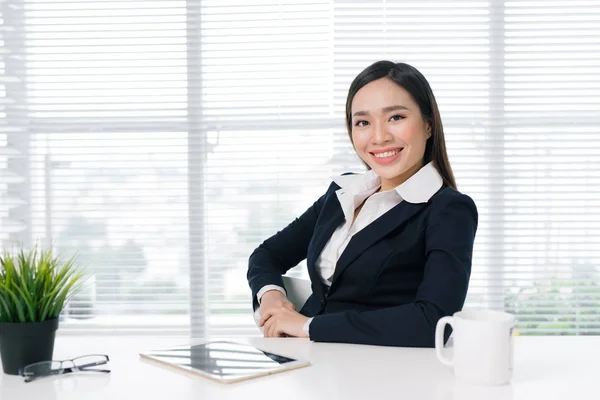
top-left (374, 150), bottom-right (400, 158)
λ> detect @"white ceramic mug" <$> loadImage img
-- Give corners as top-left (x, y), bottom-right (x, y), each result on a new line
top-left (435, 309), bottom-right (515, 386)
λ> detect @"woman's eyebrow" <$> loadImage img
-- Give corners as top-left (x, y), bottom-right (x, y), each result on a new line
top-left (353, 105), bottom-right (410, 117)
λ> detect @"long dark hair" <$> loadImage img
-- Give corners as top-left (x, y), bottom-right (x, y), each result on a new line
top-left (345, 60), bottom-right (457, 190)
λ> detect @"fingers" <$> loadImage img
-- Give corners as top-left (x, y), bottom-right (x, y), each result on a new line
top-left (263, 315), bottom-right (271, 337)
top-left (260, 307), bottom-right (284, 327)
top-left (259, 308), bottom-right (276, 327)
top-left (260, 304), bottom-right (293, 326)
top-left (263, 320), bottom-right (270, 337)
top-left (263, 315), bottom-right (289, 338)
top-left (285, 301), bottom-right (295, 311)
top-left (264, 317), bottom-right (278, 338)
top-left (269, 321), bottom-right (279, 338)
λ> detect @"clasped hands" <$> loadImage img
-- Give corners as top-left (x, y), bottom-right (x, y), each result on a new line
top-left (259, 290), bottom-right (309, 338)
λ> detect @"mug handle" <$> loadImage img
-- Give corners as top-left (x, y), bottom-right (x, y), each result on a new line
top-left (435, 316), bottom-right (454, 367)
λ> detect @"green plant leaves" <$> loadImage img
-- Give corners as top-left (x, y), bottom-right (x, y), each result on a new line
top-left (0, 245), bottom-right (85, 323)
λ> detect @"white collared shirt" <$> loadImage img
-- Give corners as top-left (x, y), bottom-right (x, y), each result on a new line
top-left (254, 162), bottom-right (444, 333)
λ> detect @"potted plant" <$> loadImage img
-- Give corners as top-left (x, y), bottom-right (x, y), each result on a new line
top-left (0, 246), bottom-right (84, 375)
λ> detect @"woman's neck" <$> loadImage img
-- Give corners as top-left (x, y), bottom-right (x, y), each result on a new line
top-left (379, 161), bottom-right (424, 192)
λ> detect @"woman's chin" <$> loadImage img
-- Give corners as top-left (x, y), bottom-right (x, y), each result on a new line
top-left (371, 165), bottom-right (405, 180)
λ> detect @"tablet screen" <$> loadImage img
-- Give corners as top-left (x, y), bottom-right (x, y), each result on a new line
top-left (141, 341), bottom-right (299, 381)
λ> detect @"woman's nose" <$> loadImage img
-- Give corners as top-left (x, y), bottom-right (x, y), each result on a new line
top-left (371, 122), bottom-right (392, 144)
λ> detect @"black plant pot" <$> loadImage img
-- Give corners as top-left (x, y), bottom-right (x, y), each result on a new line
top-left (0, 318), bottom-right (59, 375)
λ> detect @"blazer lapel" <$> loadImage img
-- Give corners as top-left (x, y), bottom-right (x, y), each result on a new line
top-left (306, 195), bottom-right (345, 299)
top-left (308, 197), bottom-right (345, 270)
top-left (330, 201), bottom-right (426, 285)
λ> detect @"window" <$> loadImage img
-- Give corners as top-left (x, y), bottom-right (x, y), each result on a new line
top-left (1, 0), bottom-right (598, 336)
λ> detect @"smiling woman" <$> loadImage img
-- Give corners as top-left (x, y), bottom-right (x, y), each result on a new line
top-left (247, 60), bottom-right (479, 347)
top-left (346, 61), bottom-right (456, 191)
top-left (346, 61), bottom-right (456, 190)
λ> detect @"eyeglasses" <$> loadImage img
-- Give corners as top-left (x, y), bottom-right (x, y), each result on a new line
top-left (19, 354), bottom-right (110, 383)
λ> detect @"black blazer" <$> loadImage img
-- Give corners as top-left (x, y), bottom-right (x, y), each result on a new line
top-left (247, 178), bottom-right (478, 348)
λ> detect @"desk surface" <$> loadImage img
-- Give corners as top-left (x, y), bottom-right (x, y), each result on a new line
top-left (0, 336), bottom-right (598, 400)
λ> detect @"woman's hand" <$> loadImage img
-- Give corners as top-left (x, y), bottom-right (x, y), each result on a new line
top-left (258, 290), bottom-right (295, 337)
top-left (259, 290), bottom-right (308, 338)
top-left (260, 290), bottom-right (295, 313)
top-left (260, 307), bottom-right (310, 338)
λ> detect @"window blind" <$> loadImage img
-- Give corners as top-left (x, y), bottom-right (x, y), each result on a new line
top-left (6, 0), bottom-right (195, 335)
top-left (501, 0), bottom-right (600, 334)
top-left (0, 0), bottom-right (598, 336)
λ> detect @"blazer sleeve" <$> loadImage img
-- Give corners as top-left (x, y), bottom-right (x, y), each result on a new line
top-left (308, 191), bottom-right (478, 347)
top-left (247, 183), bottom-right (334, 310)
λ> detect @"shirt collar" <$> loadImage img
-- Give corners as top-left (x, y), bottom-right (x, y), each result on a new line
top-left (331, 161), bottom-right (443, 204)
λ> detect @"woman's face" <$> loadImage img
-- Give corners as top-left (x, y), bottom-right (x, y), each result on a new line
top-left (350, 78), bottom-right (430, 191)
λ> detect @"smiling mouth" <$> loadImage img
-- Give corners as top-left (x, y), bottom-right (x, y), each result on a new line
top-left (369, 148), bottom-right (403, 165)
top-left (371, 148), bottom-right (403, 159)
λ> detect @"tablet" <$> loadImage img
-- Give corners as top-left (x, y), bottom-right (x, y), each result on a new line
top-left (139, 340), bottom-right (310, 384)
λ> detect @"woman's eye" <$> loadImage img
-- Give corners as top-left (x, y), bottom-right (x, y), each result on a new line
top-left (355, 120), bottom-right (369, 127)
top-left (390, 115), bottom-right (404, 122)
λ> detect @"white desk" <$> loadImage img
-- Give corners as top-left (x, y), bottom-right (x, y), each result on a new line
top-left (0, 336), bottom-right (598, 400)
